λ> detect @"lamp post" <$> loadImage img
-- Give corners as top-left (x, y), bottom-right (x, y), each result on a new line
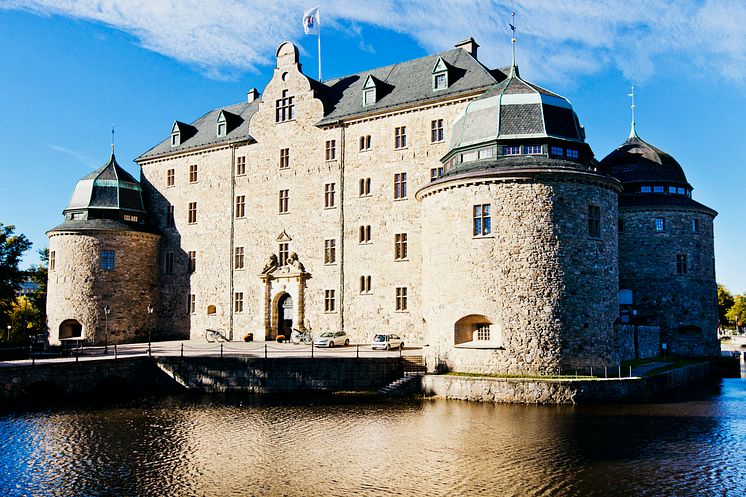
top-left (103, 305), bottom-right (111, 354)
top-left (147, 304), bottom-right (154, 354)
top-left (6, 325), bottom-right (10, 343)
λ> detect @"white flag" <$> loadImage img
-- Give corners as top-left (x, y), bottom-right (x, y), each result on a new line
top-left (303, 6), bottom-right (320, 35)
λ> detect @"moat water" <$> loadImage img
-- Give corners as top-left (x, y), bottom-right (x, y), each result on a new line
top-left (1, 378), bottom-right (745, 497)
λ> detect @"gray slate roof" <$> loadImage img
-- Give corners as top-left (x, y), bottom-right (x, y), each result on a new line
top-left (48, 218), bottom-right (158, 234)
top-left (619, 193), bottom-right (716, 215)
top-left (136, 47), bottom-right (502, 161)
top-left (601, 134), bottom-right (690, 187)
top-left (65, 153), bottom-right (146, 214)
top-left (137, 101), bottom-right (258, 161)
top-left (442, 154), bottom-right (604, 179)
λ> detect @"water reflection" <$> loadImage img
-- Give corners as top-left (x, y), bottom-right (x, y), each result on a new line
top-left (1, 380), bottom-right (745, 497)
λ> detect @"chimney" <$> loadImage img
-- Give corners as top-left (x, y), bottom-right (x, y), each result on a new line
top-left (455, 37), bottom-right (479, 59)
top-left (247, 88), bottom-right (260, 103)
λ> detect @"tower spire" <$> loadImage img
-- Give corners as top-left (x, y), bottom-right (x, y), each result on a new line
top-left (509, 12), bottom-right (517, 77)
top-left (111, 124), bottom-right (115, 154)
top-left (627, 85), bottom-right (638, 139)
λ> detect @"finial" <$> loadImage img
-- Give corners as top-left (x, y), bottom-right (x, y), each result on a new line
top-left (509, 12), bottom-right (517, 77)
top-left (627, 86), bottom-right (638, 139)
top-left (111, 125), bottom-right (115, 154)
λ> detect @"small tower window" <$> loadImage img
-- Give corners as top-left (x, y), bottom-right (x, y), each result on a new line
top-left (473, 204), bottom-right (491, 237)
top-left (101, 250), bottom-right (115, 271)
top-left (676, 254), bottom-right (688, 274)
top-left (432, 57), bottom-right (449, 91)
top-left (362, 74), bottom-right (377, 106)
top-left (655, 217), bottom-right (665, 232)
top-left (525, 144), bottom-right (542, 155)
top-left (641, 186), bottom-right (651, 193)
top-left (503, 146), bottom-right (520, 155)
top-left (588, 205), bottom-right (601, 239)
top-left (170, 122), bottom-right (181, 147)
top-left (692, 219), bottom-right (700, 233)
top-left (566, 148), bottom-right (579, 159)
top-left (653, 186), bottom-right (664, 193)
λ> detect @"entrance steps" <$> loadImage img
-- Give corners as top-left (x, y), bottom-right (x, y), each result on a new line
top-left (378, 374), bottom-right (423, 397)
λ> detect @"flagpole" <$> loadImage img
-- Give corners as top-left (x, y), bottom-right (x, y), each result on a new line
top-left (318, 26), bottom-right (322, 82)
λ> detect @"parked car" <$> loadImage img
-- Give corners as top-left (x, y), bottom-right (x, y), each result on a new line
top-left (313, 331), bottom-right (350, 348)
top-left (371, 333), bottom-right (404, 350)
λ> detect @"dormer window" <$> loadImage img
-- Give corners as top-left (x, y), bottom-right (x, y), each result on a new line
top-left (170, 122), bottom-right (181, 147)
top-left (217, 119), bottom-right (226, 137)
top-left (432, 57), bottom-right (449, 91)
top-left (362, 74), bottom-right (377, 107)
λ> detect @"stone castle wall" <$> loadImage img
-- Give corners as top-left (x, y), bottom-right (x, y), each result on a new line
top-left (47, 230), bottom-right (160, 346)
top-left (618, 207), bottom-right (718, 357)
top-left (418, 174), bottom-right (620, 374)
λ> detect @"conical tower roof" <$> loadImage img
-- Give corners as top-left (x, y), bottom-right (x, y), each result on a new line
top-left (64, 153), bottom-right (146, 215)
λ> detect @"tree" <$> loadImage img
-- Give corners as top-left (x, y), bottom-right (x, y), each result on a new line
top-left (0, 223), bottom-right (31, 333)
top-left (26, 248), bottom-right (48, 333)
top-left (726, 294), bottom-right (746, 332)
top-left (718, 284), bottom-right (735, 328)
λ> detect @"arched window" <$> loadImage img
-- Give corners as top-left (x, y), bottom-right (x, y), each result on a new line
top-left (59, 319), bottom-right (83, 339)
top-left (454, 315), bottom-right (502, 347)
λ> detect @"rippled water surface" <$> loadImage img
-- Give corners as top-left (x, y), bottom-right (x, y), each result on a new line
top-left (1, 379), bottom-right (746, 497)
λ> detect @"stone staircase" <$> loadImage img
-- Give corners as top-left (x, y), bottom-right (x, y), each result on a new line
top-left (378, 373), bottom-right (424, 397)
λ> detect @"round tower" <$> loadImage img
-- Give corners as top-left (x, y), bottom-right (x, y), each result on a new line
top-left (416, 67), bottom-right (622, 375)
top-left (600, 127), bottom-right (718, 357)
top-left (47, 152), bottom-right (160, 347)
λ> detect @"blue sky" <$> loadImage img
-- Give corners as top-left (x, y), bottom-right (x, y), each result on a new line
top-left (1, 1), bottom-right (744, 294)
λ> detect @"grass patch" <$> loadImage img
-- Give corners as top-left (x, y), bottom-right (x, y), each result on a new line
top-left (644, 359), bottom-right (702, 376)
top-left (446, 371), bottom-right (596, 380)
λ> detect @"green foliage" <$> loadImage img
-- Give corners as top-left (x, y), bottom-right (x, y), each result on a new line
top-left (726, 294), bottom-right (746, 328)
top-left (7, 296), bottom-right (43, 344)
top-left (0, 223), bottom-right (32, 332)
top-left (718, 284), bottom-right (735, 327)
top-left (26, 248), bottom-right (48, 331)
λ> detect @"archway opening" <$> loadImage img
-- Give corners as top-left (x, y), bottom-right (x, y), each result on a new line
top-left (277, 293), bottom-right (294, 338)
top-left (59, 319), bottom-right (83, 339)
top-left (454, 315), bottom-right (500, 346)
top-left (677, 325), bottom-right (703, 340)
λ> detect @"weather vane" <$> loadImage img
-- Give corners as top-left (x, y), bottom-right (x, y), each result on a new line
top-left (509, 12), bottom-right (517, 69)
top-left (627, 86), bottom-right (637, 138)
top-left (111, 124), bottom-right (115, 153)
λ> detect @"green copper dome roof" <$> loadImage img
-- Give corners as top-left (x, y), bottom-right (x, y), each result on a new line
top-left (64, 153), bottom-right (146, 215)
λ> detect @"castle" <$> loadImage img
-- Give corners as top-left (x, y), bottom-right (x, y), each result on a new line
top-left (45, 39), bottom-right (719, 373)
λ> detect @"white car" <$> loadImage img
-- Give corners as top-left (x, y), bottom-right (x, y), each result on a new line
top-left (313, 331), bottom-right (350, 348)
top-left (371, 333), bottom-right (404, 350)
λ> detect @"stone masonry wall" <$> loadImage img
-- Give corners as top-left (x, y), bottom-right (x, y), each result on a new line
top-left (618, 207), bottom-right (718, 357)
top-left (419, 174), bottom-right (619, 374)
top-left (47, 230), bottom-right (160, 345)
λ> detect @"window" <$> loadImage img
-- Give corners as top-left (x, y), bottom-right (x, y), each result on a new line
top-left (217, 121), bottom-right (226, 137)
top-left (475, 324), bottom-right (491, 341)
top-left (360, 275), bottom-right (372, 294)
top-left (359, 178), bottom-right (371, 196)
top-left (434, 72), bottom-right (447, 90)
top-left (123, 214), bottom-right (138, 222)
top-left (324, 289), bottom-right (336, 312)
top-left (275, 89), bottom-right (295, 122)
top-left (676, 254), bottom-right (688, 274)
top-left (235, 195), bottom-right (245, 218)
top-left (394, 126), bottom-right (407, 149)
top-left (394, 233), bottom-right (408, 260)
top-left (49, 251), bottom-right (56, 271)
top-left (167, 169), bottom-right (175, 187)
top-left (641, 186), bottom-right (652, 193)
top-left (279, 190), bottom-right (289, 213)
top-left (655, 217), bottom-right (665, 232)
top-left (236, 156), bottom-right (246, 176)
top-left (164, 251), bottom-right (174, 274)
top-left (692, 219), bottom-right (700, 233)
top-left (363, 88), bottom-right (375, 106)
top-left (653, 185), bottom-right (664, 193)
top-left (430, 167), bottom-right (444, 181)
top-left (669, 186), bottom-right (677, 194)
top-left (325, 140), bottom-right (336, 161)
top-left (359, 135), bottom-right (371, 151)
top-left (618, 218), bottom-right (624, 233)
top-left (234, 292), bottom-right (244, 313)
top-left (278, 243), bottom-right (289, 266)
top-left (525, 144), bottom-right (542, 155)
top-left (171, 132), bottom-right (180, 147)
top-left (279, 148), bottom-right (290, 169)
top-left (677, 187), bottom-right (686, 195)
top-left (324, 183), bottom-right (336, 208)
top-left (394, 172), bottom-right (407, 199)
top-left (167, 205), bottom-right (175, 227)
top-left (324, 239), bottom-right (336, 264)
top-left (359, 225), bottom-right (371, 243)
top-left (101, 250), bottom-right (115, 271)
top-left (235, 246), bottom-right (245, 270)
top-left (431, 119), bottom-right (444, 143)
top-left (395, 287), bottom-right (408, 311)
top-left (189, 294), bottom-right (196, 314)
top-left (588, 205), bottom-right (601, 239)
top-left (188, 202), bottom-right (197, 224)
top-left (550, 146), bottom-right (564, 156)
top-left (503, 146), bottom-right (520, 155)
top-left (188, 251), bottom-right (197, 273)
top-left (473, 204), bottom-right (492, 236)
top-left (189, 164), bottom-right (198, 183)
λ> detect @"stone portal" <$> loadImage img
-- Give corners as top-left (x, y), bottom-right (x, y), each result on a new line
top-left (260, 252), bottom-right (308, 340)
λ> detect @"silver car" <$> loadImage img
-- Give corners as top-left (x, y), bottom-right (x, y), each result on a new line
top-left (313, 331), bottom-right (350, 348)
top-left (371, 333), bottom-right (404, 350)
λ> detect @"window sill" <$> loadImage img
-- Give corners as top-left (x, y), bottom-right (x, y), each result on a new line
top-left (276, 119), bottom-right (297, 124)
top-left (324, 311), bottom-right (338, 314)
top-left (393, 197), bottom-right (408, 202)
top-left (279, 212), bottom-right (290, 215)
top-left (394, 147), bottom-right (408, 151)
top-left (359, 149), bottom-right (372, 153)
top-left (430, 140), bottom-right (444, 144)
top-left (395, 310), bottom-right (409, 313)
top-left (325, 158), bottom-right (338, 163)
top-left (359, 194), bottom-right (372, 198)
top-left (324, 263), bottom-right (337, 266)
top-left (279, 166), bottom-right (290, 171)
top-left (324, 206), bottom-right (337, 210)
top-left (454, 342), bottom-right (505, 350)
top-left (234, 268), bottom-right (245, 271)
top-left (394, 259), bottom-right (409, 262)
top-left (472, 234), bottom-right (493, 239)
top-left (359, 241), bottom-right (372, 245)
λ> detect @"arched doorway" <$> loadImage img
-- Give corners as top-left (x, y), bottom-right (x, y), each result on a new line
top-left (277, 294), bottom-right (294, 337)
top-left (59, 319), bottom-right (83, 339)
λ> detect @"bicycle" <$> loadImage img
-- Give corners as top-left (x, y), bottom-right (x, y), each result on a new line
top-left (290, 328), bottom-right (313, 345)
top-left (205, 328), bottom-right (229, 343)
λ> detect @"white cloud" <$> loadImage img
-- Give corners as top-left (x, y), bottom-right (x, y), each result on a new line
top-left (4, 0), bottom-right (746, 83)
top-left (49, 144), bottom-right (97, 169)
